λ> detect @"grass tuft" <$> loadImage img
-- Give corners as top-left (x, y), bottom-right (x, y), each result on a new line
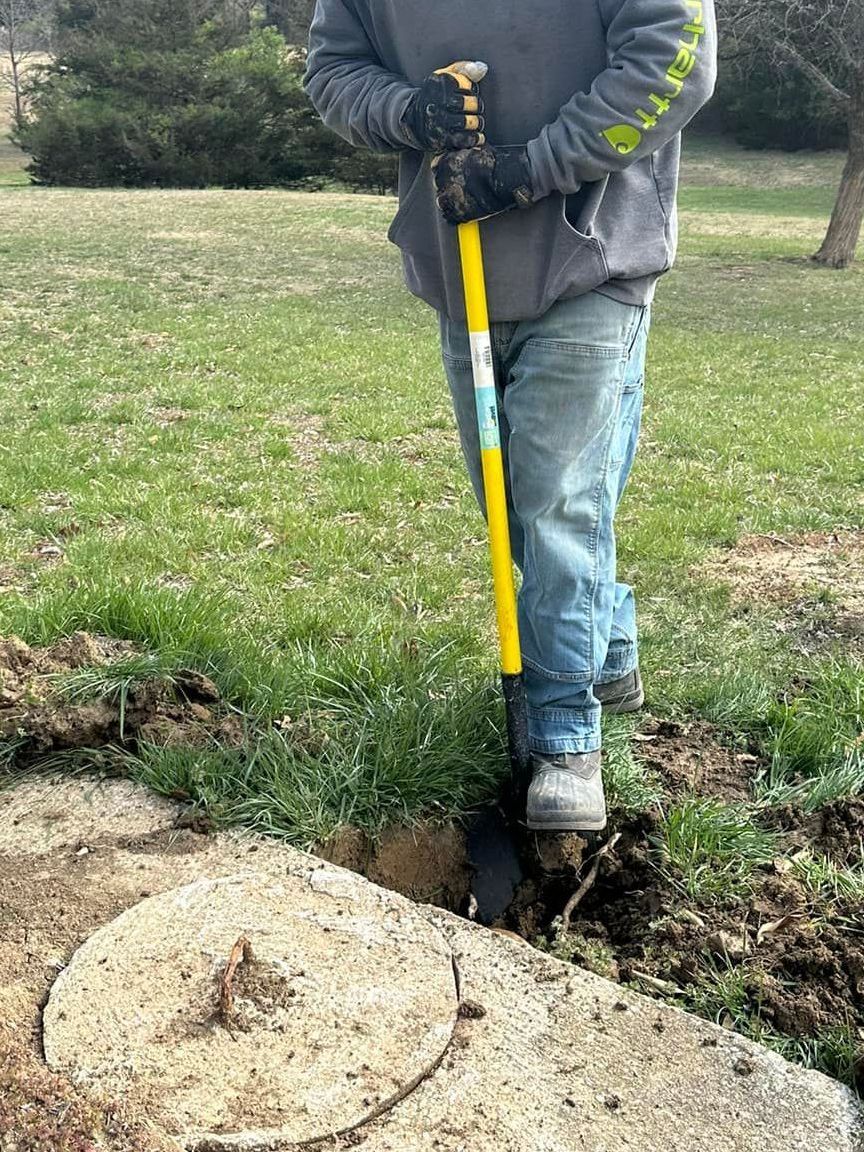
top-left (755, 659), bottom-right (864, 811)
top-left (602, 717), bottom-right (662, 815)
top-left (657, 797), bottom-right (777, 901)
top-left (791, 850), bottom-right (864, 907)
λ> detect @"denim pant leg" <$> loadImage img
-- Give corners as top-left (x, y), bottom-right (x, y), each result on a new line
top-left (439, 294), bottom-right (647, 755)
top-left (600, 307), bottom-right (650, 684)
top-left (438, 315), bottom-right (526, 568)
top-left (500, 294), bottom-right (646, 753)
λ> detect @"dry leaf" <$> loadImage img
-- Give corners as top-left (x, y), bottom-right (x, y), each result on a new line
top-left (756, 915), bottom-right (797, 946)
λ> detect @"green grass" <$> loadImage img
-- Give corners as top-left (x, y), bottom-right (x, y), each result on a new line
top-left (657, 797), bottom-right (778, 901)
top-left (755, 660), bottom-right (864, 810)
top-left (681, 962), bottom-right (861, 1090)
top-left (792, 851), bottom-right (864, 907)
top-left (0, 135), bottom-right (862, 846)
top-left (603, 718), bottom-right (663, 816)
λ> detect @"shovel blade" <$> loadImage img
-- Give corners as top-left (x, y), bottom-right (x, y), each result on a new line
top-left (466, 804), bottom-right (524, 925)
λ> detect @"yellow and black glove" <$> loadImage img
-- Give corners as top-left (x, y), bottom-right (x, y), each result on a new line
top-left (433, 145), bottom-right (534, 225)
top-left (403, 61), bottom-right (486, 152)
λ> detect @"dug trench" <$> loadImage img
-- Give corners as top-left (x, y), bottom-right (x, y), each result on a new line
top-left (1, 628), bottom-right (864, 1102)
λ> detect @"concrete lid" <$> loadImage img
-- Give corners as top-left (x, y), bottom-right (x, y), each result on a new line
top-left (42, 871), bottom-right (459, 1149)
top-left (0, 774), bottom-right (178, 856)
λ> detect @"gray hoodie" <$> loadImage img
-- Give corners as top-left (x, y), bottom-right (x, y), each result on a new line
top-left (305, 0), bottom-right (717, 322)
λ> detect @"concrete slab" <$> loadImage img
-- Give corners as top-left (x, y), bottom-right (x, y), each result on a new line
top-left (43, 873), bottom-right (458, 1149)
top-left (0, 773), bottom-right (177, 855)
top-left (2, 777), bottom-right (862, 1152)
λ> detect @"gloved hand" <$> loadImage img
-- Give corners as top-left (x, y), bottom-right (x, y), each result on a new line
top-left (433, 145), bottom-right (534, 225)
top-left (403, 61), bottom-right (487, 152)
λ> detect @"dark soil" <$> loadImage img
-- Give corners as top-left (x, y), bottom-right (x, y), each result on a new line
top-left (0, 632), bottom-right (246, 764)
top-left (633, 716), bottom-right (762, 802)
top-left (499, 803), bottom-right (864, 1090)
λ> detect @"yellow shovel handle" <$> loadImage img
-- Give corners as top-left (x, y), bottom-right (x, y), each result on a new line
top-left (457, 221), bottom-right (522, 677)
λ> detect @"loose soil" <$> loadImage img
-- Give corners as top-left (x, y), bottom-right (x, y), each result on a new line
top-left (0, 632), bottom-right (246, 762)
top-left (502, 806), bottom-right (864, 1087)
top-left (633, 716), bottom-right (762, 802)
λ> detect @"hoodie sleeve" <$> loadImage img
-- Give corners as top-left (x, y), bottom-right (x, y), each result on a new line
top-left (303, 0), bottom-right (417, 153)
top-left (527, 0), bottom-right (717, 198)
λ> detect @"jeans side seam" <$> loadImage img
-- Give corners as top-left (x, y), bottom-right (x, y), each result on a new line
top-left (587, 306), bottom-right (643, 675)
top-left (586, 354), bottom-right (630, 681)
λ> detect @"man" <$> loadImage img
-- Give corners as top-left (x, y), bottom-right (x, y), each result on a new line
top-left (305, 1), bottom-right (717, 832)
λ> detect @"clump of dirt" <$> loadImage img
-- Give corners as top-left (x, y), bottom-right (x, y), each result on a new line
top-left (503, 801), bottom-right (864, 1089)
top-left (701, 531), bottom-right (864, 650)
top-left (766, 797), bottom-right (864, 866)
top-left (0, 632), bottom-right (246, 764)
top-left (633, 717), bottom-right (763, 801)
top-left (222, 951), bottom-right (306, 1035)
top-left (320, 822), bottom-right (472, 910)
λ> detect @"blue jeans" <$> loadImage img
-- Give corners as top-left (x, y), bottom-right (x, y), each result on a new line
top-left (439, 291), bottom-right (650, 755)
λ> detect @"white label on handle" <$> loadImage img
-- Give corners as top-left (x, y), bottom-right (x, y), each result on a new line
top-left (470, 331), bottom-right (500, 451)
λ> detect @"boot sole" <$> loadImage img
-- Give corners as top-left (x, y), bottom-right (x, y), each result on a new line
top-left (526, 815), bottom-right (608, 833)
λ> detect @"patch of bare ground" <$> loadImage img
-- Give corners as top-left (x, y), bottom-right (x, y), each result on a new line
top-left (679, 211), bottom-right (828, 241)
top-left (0, 632), bottom-right (246, 763)
top-left (766, 797), bottom-right (864, 865)
top-left (701, 531), bottom-right (864, 648)
top-left (633, 716), bottom-right (763, 802)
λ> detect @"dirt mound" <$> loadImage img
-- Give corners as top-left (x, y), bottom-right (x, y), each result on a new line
top-left (0, 632), bottom-right (245, 763)
top-left (503, 801), bottom-right (864, 1088)
top-left (767, 797), bottom-right (864, 866)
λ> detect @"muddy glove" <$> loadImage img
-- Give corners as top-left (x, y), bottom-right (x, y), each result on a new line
top-left (433, 145), bottom-right (534, 225)
top-left (403, 61), bottom-right (487, 151)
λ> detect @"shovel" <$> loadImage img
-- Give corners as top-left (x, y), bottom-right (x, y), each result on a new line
top-left (457, 219), bottom-right (532, 922)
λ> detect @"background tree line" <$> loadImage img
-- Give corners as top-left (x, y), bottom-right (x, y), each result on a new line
top-left (2, 0), bottom-right (861, 264)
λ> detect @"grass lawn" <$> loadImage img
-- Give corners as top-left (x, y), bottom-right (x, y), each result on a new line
top-left (1, 134), bottom-right (863, 1080)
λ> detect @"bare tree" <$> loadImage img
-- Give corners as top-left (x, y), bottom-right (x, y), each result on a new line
top-left (264, 0), bottom-right (315, 44)
top-left (0, 0), bottom-right (51, 129)
top-left (724, 0), bottom-right (864, 268)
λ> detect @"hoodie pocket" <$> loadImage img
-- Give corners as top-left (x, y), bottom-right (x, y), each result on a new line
top-left (544, 189), bottom-right (610, 302)
top-left (387, 155), bottom-right (438, 256)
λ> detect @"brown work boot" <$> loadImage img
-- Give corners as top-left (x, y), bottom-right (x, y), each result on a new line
top-left (526, 750), bottom-right (607, 832)
top-left (595, 668), bottom-right (644, 714)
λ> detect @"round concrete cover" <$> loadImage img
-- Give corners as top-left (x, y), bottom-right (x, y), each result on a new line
top-left (43, 871), bottom-right (459, 1149)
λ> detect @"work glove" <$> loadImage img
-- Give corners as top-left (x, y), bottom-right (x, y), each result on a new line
top-left (403, 61), bottom-right (487, 152)
top-left (433, 145), bottom-right (535, 225)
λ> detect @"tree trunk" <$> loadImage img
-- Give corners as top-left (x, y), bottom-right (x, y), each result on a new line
top-left (10, 53), bottom-right (22, 127)
top-left (813, 105), bottom-right (864, 269)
